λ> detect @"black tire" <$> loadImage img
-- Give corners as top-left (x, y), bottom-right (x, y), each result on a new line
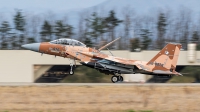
top-left (111, 76), bottom-right (118, 83)
top-left (118, 76), bottom-right (123, 82)
top-left (69, 70), bottom-right (74, 75)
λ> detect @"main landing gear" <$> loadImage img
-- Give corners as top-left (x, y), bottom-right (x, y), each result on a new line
top-left (111, 73), bottom-right (124, 83)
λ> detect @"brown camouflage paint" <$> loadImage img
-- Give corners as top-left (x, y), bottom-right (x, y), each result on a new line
top-left (38, 42), bottom-right (182, 76)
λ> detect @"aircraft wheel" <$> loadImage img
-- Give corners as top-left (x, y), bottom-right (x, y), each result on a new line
top-left (111, 76), bottom-right (118, 83)
top-left (118, 76), bottom-right (123, 82)
top-left (69, 70), bottom-right (74, 75)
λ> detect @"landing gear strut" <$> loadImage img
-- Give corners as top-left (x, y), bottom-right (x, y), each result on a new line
top-left (118, 76), bottom-right (123, 82)
top-left (69, 63), bottom-right (74, 75)
top-left (69, 59), bottom-right (76, 75)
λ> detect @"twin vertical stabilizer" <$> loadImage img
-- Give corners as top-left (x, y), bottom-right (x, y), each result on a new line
top-left (147, 43), bottom-right (182, 72)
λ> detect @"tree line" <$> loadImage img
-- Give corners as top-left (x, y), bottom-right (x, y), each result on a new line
top-left (0, 8), bottom-right (200, 51)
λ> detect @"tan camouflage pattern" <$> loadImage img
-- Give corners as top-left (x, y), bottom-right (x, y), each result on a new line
top-left (38, 42), bottom-right (182, 76)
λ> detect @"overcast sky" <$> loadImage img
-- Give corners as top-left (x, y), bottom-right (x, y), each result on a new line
top-left (0, 0), bottom-right (107, 11)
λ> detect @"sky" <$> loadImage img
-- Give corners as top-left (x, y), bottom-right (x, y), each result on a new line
top-left (1, 0), bottom-right (200, 27)
top-left (0, 0), bottom-right (107, 12)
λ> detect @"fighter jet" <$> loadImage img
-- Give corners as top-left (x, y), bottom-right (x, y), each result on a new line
top-left (22, 38), bottom-right (182, 83)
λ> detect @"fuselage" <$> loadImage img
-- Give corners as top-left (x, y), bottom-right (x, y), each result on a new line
top-left (22, 39), bottom-right (182, 77)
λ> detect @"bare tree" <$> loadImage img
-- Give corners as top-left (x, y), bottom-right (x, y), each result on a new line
top-left (121, 6), bottom-right (134, 50)
top-left (24, 13), bottom-right (42, 43)
top-left (132, 14), bottom-right (143, 38)
top-left (62, 15), bottom-right (68, 24)
top-left (178, 7), bottom-right (193, 50)
top-left (163, 9), bottom-right (175, 42)
top-left (77, 11), bottom-right (89, 42)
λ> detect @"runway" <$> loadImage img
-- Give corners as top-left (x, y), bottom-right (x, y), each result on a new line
top-left (0, 82), bottom-right (200, 86)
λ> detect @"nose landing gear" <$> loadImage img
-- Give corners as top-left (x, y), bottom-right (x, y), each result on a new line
top-left (69, 63), bottom-right (74, 75)
top-left (69, 59), bottom-right (76, 75)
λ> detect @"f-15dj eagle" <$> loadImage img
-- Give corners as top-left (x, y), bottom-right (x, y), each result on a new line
top-left (22, 38), bottom-right (182, 83)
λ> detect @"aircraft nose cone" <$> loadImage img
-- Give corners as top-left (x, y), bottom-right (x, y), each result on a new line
top-left (21, 43), bottom-right (40, 52)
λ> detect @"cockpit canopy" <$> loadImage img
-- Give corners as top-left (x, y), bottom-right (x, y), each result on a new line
top-left (50, 38), bottom-right (86, 47)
